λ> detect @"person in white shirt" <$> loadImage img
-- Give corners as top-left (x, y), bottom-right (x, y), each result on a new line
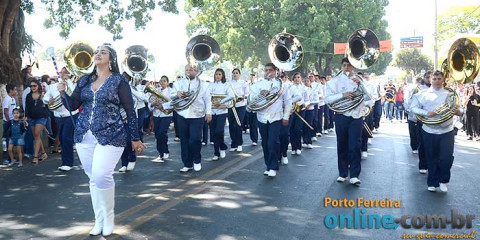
top-left (325, 57), bottom-right (371, 185)
top-left (411, 70), bottom-right (463, 193)
top-left (404, 77), bottom-right (424, 155)
top-left (278, 73), bottom-right (295, 165)
top-left (171, 64), bottom-right (212, 172)
top-left (248, 63), bottom-right (291, 177)
top-left (2, 84), bottom-right (18, 165)
top-left (314, 75), bottom-right (327, 137)
top-left (289, 72), bottom-right (307, 155)
top-left (302, 77), bottom-right (316, 149)
top-left (246, 74), bottom-right (259, 145)
top-left (44, 67), bottom-right (79, 171)
top-left (209, 69), bottom-right (235, 160)
top-left (228, 68), bottom-right (248, 152)
top-left (150, 76), bottom-right (174, 163)
top-left (359, 72), bottom-right (377, 159)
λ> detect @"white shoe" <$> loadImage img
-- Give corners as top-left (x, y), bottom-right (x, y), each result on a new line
top-left (302, 143), bottom-right (307, 148)
top-left (210, 142), bottom-right (214, 145)
top-left (58, 165), bottom-right (72, 171)
top-left (220, 150), bottom-right (226, 158)
top-left (291, 150), bottom-right (297, 155)
top-left (92, 186), bottom-right (115, 237)
top-left (229, 148), bottom-right (237, 152)
top-left (252, 142), bottom-right (257, 146)
top-left (268, 170), bottom-right (277, 177)
top-left (296, 150), bottom-right (301, 155)
top-left (367, 139), bottom-right (372, 145)
top-left (237, 146), bottom-right (243, 152)
top-left (336, 177), bottom-right (346, 183)
top-left (163, 153), bottom-right (169, 159)
top-left (126, 162), bottom-right (136, 171)
top-left (306, 144), bottom-right (313, 149)
top-left (212, 156), bottom-right (219, 161)
top-left (361, 151), bottom-right (368, 159)
top-left (427, 186), bottom-right (436, 192)
top-left (282, 157), bottom-right (288, 165)
top-left (349, 177), bottom-right (361, 185)
top-left (312, 137), bottom-right (317, 141)
top-left (194, 163), bottom-right (202, 171)
top-left (202, 142), bottom-right (206, 146)
top-left (151, 156), bottom-right (164, 163)
top-left (439, 183), bottom-right (448, 192)
top-left (174, 137), bottom-right (180, 142)
top-left (118, 166), bottom-right (127, 172)
top-left (412, 150), bottom-right (418, 154)
top-left (246, 129), bottom-right (250, 133)
top-left (419, 169), bottom-right (427, 174)
top-left (329, 128), bottom-right (334, 132)
top-left (323, 130), bottom-right (328, 134)
top-left (263, 170), bottom-right (269, 175)
top-left (179, 167), bottom-right (193, 172)
top-left (89, 184), bottom-right (103, 236)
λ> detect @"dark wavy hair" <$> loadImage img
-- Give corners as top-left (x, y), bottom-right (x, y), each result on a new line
top-left (89, 43), bottom-right (120, 82)
top-left (215, 68), bottom-right (226, 83)
top-left (29, 79), bottom-right (43, 95)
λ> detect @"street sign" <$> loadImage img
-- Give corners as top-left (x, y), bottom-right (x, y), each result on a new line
top-left (400, 36), bottom-right (423, 48)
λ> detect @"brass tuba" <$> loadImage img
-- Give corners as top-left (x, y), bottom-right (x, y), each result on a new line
top-left (48, 41), bottom-right (94, 110)
top-left (446, 38), bottom-right (480, 84)
top-left (144, 84), bottom-right (173, 114)
top-left (416, 87), bottom-right (460, 125)
top-left (123, 45), bottom-right (149, 80)
top-left (327, 29), bottom-right (379, 113)
top-left (247, 33), bottom-right (303, 112)
top-left (171, 35), bottom-right (220, 111)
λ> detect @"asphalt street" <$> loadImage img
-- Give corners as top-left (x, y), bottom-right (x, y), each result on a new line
top-left (0, 120), bottom-right (479, 240)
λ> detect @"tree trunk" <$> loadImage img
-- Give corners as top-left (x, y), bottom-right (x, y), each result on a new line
top-left (2, 0), bottom-right (20, 51)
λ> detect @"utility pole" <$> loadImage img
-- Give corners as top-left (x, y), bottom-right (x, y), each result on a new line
top-left (434, 0), bottom-right (438, 70)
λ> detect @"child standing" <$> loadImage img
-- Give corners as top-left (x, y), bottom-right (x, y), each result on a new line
top-left (2, 108), bottom-right (28, 167)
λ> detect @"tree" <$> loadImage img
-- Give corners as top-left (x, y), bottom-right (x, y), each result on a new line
top-left (0, 0), bottom-right (180, 85)
top-left (186, 0), bottom-right (392, 75)
top-left (438, 5), bottom-right (480, 42)
top-left (393, 48), bottom-right (433, 75)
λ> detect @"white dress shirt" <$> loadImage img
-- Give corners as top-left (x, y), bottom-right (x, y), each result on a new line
top-left (210, 81), bottom-right (235, 115)
top-left (249, 78), bottom-right (292, 124)
top-left (230, 79), bottom-right (249, 107)
top-left (132, 84), bottom-right (149, 110)
top-left (325, 73), bottom-right (371, 119)
top-left (149, 87), bottom-right (173, 118)
top-left (43, 79), bottom-right (79, 118)
top-left (306, 86), bottom-right (318, 110)
top-left (289, 84), bottom-right (307, 106)
top-left (411, 87), bottom-right (463, 134)
top-left (171, 78), bottom-right (212, 119)
top-left (316, 83), bottom-right (326, 106)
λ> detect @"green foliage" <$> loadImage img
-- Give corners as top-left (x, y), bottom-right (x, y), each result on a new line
top-left (438, 5), bottom-right (480, 42)
top-left (393, 48), bottom-right (433, 75)
top-left (20, 0), bottom-right (34, 14)
top-left (186, 0), bottom-right (391, 74)
top-left (41, 0), bottom-right (179, 40)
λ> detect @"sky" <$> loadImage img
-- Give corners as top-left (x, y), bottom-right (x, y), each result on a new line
top-left (24, 0), bottom-right (480, 79)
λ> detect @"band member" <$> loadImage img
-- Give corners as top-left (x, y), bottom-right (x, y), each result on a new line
top-left (371, 73), bottom-right (384, 131)
top-left (150, 76), bottom-right (173, 162)
top-left (289, 72), bottom-right (307, 155)
top-left (359, 72), bottom-right (377, 159)
top-left (404, 77), bottom-right (423, 156)
top-left (249, 63), bottom-right (291, 177)
top-left (210, 68), bottom-right (235, 160)
top-left (171, 64), bottom-right (212, 172)
top-left (411, 70), bottom-right (463, 192)
top-left (324, 74), bottom-right (335, 134)
top-left (325, 57), bottom-right (371, 185)
top-left (308, 73), bottom-right (319, 141)
top-left (228, 68), bottom-right (248, 152)
top-left (58, 43), bottom-right (145, 236)
top-left (384, 80), bottom-right (397, 122)
top-left (44, 67), bottom-right (79, 171)
top-left (412, 71), bottom-right (432, 173)
top-left (314, 75), bottom-right (326, 137)
top-left (302, 77), bottom-right (317, 149)
top-left (246, 73), bottom-right (259, 145)
top-left (279, 72), bottom-right (299, 165)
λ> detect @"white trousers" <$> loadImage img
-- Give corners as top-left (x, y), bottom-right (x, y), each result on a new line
top-left (76, 131), bottom-right (124, 189)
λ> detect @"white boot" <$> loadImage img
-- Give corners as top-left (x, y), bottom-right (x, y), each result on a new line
top-left (126, 162), bottom-right (136, 171)
top-left (89, 184), bottom-right (103, 236)
top-left (95, 186), bottom-right (115, 236)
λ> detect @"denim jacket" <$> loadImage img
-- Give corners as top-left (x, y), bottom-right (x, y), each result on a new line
top-left (62, 73), bottom-right (140, 147)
